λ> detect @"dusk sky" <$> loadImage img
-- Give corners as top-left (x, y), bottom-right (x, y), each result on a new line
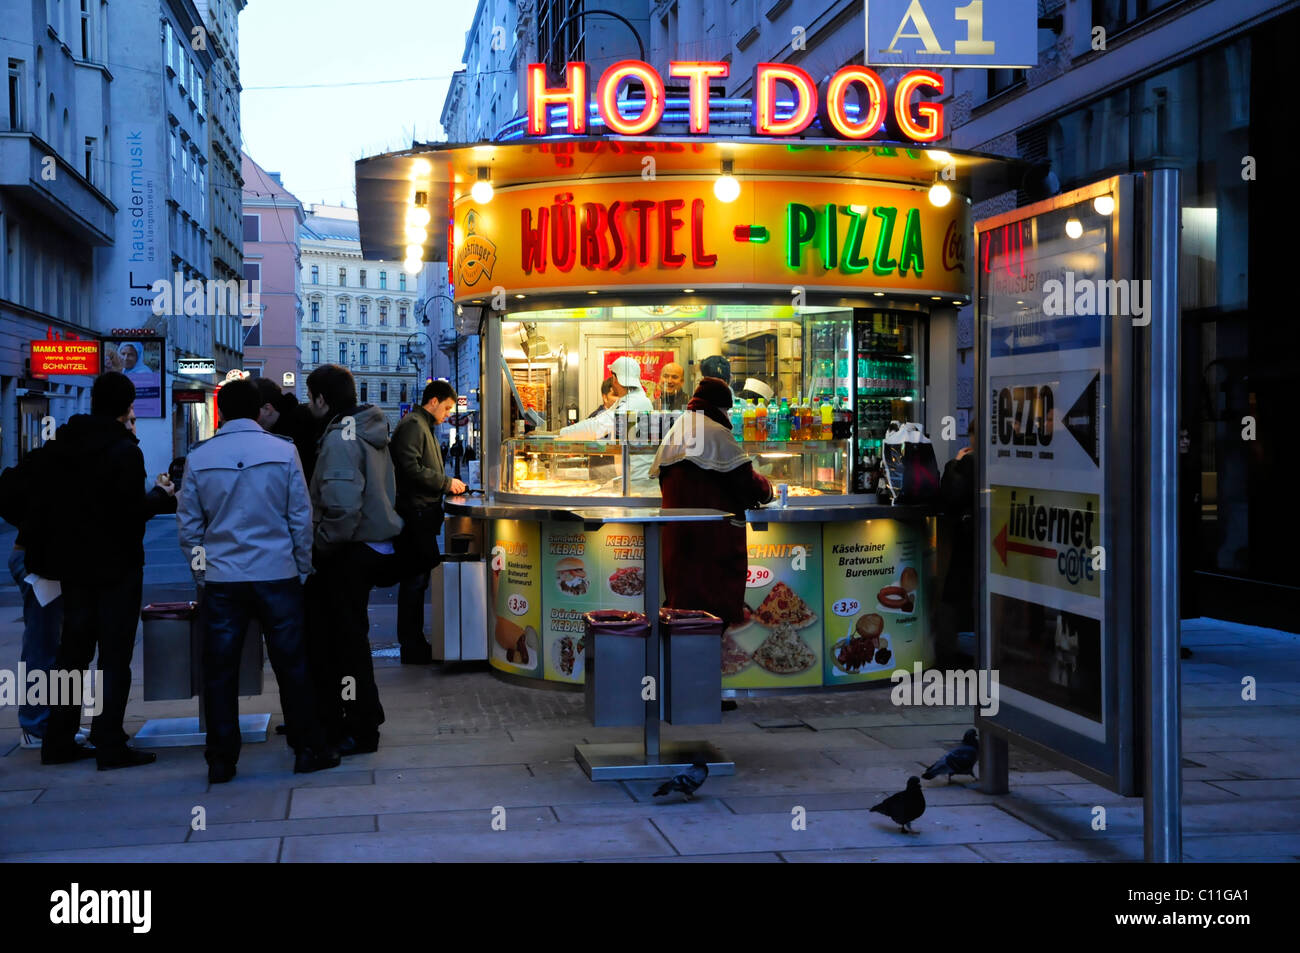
top-left (238, 0), bottom-right (478, 208)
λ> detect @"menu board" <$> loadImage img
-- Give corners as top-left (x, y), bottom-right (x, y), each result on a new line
top-left (722, 524), bottom-right (824, 690)
top-left (821, 520), bottom-right (928, 684)
top-left (488, 520), bottom-right (542, 676)
top-left (540, 521), bottom-right (645, 684)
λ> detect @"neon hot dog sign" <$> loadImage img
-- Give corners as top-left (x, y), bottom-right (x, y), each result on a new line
top-left (526, 61), bottom-right (944, 143)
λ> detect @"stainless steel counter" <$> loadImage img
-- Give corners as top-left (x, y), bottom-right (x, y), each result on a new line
top-left (447, 495), bottom-right (933, 525)
top-left (745, 502), bottom-right (935, 523)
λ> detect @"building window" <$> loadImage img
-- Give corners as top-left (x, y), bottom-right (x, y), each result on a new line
top-left (338, 342), bottom-right (347, 364)
top-left (83, 136), bottom-right (95, 183)
top-left (359, 303), bottom-right (368, 325)
top-left (359, 269), bottom-right (367, 288)
top-left (379, 342), bottom-right (388, 366)
top-left (8, 60), bottom-right (24, 131)
top-left (311, 265), bottom-right (319, 284)
top-left (311, 340), bottom-right (320, 363)
top-left (243, 262), bottom-right (261, 283)
top-left (399, 304), bottom-right (408, 326)
top-left (310, 300), bottom-right (320, 322)
top-left (1093, 0), bottom-right (1183, 35)
top-left (80, 0), bottom-right (91, 59)
top-left (359, 342), bottom-right (368, 365)
top-left (379, 271), bottom-right (387, 289)
top-left (165, 22), bottom-right (176, 75)
top-left (988, 69), bottom-right (1026, 98)
top-left (400, 382), bottom-right (408, 404)
top-left (399, 342), bottom-right (408, 366)
top-left (338, 267), bottom-right (346, 286)
top-left (243, 213), bottom-right (260, 242)
top-left (338, 301), bottom-right (348, 323)
top-left (379, 303), bottom-right (388, 325)
top-left (380, 382), bottom-right (388, 403)
top-left (359, 381), bottom-right (368, 403)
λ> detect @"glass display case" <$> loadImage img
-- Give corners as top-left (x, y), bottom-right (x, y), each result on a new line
top-left (500, 435), bottom-right (852, 500)
top-left (493, 304), bottom-right (867, 503)
top-left (851, 311), bottom-right (925, 493)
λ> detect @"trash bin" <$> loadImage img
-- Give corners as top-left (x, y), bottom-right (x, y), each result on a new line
top-left (660, 608), bottom-right (724, 725)
top-left (583, 610), bottom-right (649, 727)
top-left (141, 601), bottom-right (263, 702)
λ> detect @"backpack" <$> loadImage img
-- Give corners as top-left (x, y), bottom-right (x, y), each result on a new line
top-left (0, 446), bottom-right (47, 531)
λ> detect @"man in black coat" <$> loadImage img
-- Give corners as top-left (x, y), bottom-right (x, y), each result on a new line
top-left (389, 380), bottom-right (466, 664)
top-left (30, 372), bottom-right (172, 769)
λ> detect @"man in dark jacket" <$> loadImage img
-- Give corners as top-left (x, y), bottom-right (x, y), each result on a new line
top-left (33, 372), bottom-right (171, 769)
top-left (389, 380), bottom-right (465, 664)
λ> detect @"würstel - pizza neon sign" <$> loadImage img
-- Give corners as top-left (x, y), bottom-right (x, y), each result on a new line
top-left (526, 61), bottom-right (944, 142)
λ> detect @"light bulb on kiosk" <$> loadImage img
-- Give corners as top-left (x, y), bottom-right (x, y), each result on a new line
top-left (405, 226), bottom-right (428, 244)
top-left (714, 159), bottom-right (740, 203)
top-left (1094, 194), bottom-right (1115, 215)
top-left (403, 257), bottom-right (422, 275)
top-left (471, 166), bottom-right (494, 204)
top-left (928, 181), bottom-right (952, 207)
top-left (1065, 217), bottom-right (1084, 239)
top-left (406, 207), bottom-right (431, 228)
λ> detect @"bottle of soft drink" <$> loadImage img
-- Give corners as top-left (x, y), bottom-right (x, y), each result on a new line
top-left (742, 401), bottom-right (756, 441)
top-left (777, 397), bottom-right (791, 441)
top-left (730, 401), bottom-right (743, 439)
top-left (755, 398), bottom-right (768, 441)
top-left (819, 399), bottom-right (833, 440)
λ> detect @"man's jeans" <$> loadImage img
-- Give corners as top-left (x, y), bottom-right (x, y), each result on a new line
top-left (43, 571), bottom-right (143, 753)
top-left (307, 543), bottom-right (393, 745)
top-left (202, 578), bottom-right (325, 766)
top-left (7, 548), bottom-right (63, 737)
top-left (397, 571), bottom-right (430, 650)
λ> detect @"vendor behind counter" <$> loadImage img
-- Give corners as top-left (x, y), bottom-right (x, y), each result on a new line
top-left (559, 356), bottom-right (653, 440)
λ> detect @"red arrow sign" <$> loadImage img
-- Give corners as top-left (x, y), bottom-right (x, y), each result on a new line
top-left (993, 525), bottom-right (1058, 566)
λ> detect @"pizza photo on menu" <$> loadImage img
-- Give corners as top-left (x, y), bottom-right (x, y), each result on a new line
top-left (752, 581), bottom-right (818, 629)
top-left (752, 623), bottom-right (817, 674)
top-left (720, 630), bottom-right (753, 675)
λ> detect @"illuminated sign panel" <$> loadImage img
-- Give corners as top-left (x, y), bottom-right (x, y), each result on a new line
top-left (525, 61), bottom-right (945, 143)
top-left (866, 0), bottom-right (1040, 69)
top-left (31, 340), bottom-right (100, 375)
top-left (452, 177), bottom-right (971, 301)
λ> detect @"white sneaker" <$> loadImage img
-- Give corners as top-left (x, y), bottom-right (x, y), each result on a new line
top-left (18, 729), bottom-right (91, 749)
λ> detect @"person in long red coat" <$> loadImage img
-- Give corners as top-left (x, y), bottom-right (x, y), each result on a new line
top-left (651, 378), bottom-right (773, 625)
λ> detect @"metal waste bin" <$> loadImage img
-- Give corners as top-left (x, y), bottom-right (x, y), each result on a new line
top-left (660, 608), bottom-right (724, 725)
top-left (141, 601), bottom-right (262, 701)
top-left (583, 610), bottom-right (649, 727)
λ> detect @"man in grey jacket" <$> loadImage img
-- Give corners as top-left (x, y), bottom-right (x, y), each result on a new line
top-left (390, 379), bottom-right (466, 664)
top-left (306, 364), bottom-right (404, 755)
top-left (178, 379), bottom-right (339, 782)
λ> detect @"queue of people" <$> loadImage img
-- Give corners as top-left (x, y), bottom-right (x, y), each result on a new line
top-left (1, 365), bottom-right (463, 782)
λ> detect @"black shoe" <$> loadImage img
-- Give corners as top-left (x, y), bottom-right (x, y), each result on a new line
top-left (208, 762), bottom-right (237, 784)
top-left (41, 743), bottom-right (97, 765)
top-left (400, 643), bottom-right (434, 664)
top-left (294, 747), bottom-right (342, 773)
top-left (96, 747), bottom-right (157, 771)
top-left (721, 699), bottom-right (739, 712)
top-left (337, 734), bottom-right (379, 757)
top-left (275, 723), bottom-right (288, 735)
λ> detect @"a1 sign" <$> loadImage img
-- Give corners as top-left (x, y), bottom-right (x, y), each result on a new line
top-left (866, 0), bottom-right (1040, 69)
top-left (745, 566), bottom-right (774, 588)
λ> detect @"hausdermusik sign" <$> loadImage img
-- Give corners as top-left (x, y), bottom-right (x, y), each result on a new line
top-left (526, 61), bottom-right (945, 142)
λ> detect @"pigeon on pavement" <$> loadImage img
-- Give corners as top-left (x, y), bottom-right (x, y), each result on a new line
top-left (922, 728), bottom-right (979, 783)
top-left (653, 762), bottom-right (708, 801)
top-left (870, 776), bottom-right (926, 832)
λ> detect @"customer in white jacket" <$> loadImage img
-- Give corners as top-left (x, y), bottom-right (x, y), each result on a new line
top-left (177, 378), bottom-right (338, 783)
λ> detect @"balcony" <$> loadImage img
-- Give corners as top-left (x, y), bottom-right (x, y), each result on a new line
top-left (0, 133), bottom-right (116, 244)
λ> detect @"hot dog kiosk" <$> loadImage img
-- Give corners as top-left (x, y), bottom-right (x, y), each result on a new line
top-left (354, 57), bottom-right (1022, 694)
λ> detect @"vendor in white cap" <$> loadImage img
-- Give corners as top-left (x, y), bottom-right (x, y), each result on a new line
top-left (737, 377), bottom-right (774, 402)
top-left (559, 355), bottom-right (654, 440)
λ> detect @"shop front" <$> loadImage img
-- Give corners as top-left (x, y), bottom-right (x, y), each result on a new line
top-left (355, 66), bottom-right (1019, 694)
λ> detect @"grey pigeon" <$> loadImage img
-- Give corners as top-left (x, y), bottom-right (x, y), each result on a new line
top-left (653, 762), bottom-right (708, 801)
top-left (922, 729), bottom-right (979, 783)
top-left (870, 776), bottom-right (925, 832)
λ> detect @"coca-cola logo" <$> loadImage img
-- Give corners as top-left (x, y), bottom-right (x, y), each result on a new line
top-left (942, 221), bottom-right (967, 272)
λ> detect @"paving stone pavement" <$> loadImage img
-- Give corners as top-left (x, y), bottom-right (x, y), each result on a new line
top-left (1, 586), bottom-right (1297, 861)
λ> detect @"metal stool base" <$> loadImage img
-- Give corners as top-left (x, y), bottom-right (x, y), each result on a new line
top-left (575, 740), bottom-right (734, 781)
